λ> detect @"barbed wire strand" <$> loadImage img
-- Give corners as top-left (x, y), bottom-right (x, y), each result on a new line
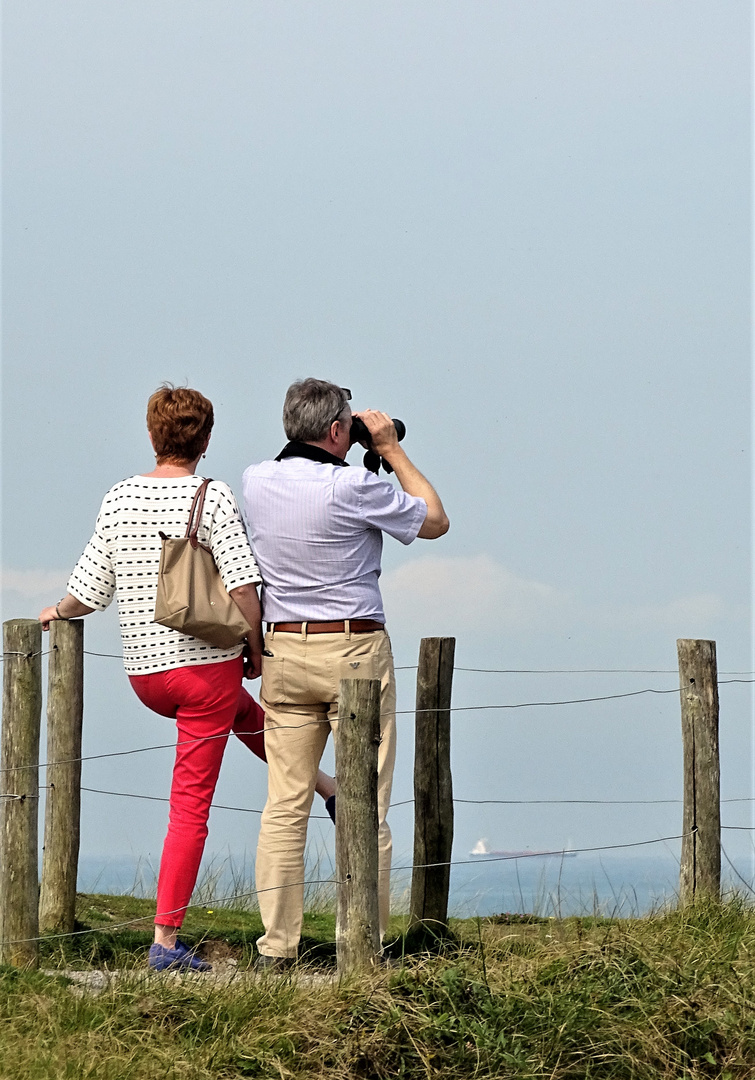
top-left (0, 876), bottom-right (345, 948)
top-left (409, 681), bottom-right (754, 712)
top-left (0, 719), bottom-right (334, 774)
top-left (76, 786), bottom-right (755, 816)
top-left (0, 831), bottom-right (695, 949)
top-left (5, 650), bottom-right (753, 699)
top-left (720, 841), bottom-right (755, 896)
top-left (0, 647), bottom-right (751, 677)
top-left (455, 796), bottom-right (755, 805)
top-left (3, 680), bottom-right (753, 775)
top-left (0, 650), bottom-right (51, 661)
top-left (0, 690), bottom-right (675, 775)
top-left (0, 648), bottom-right (734, 673)
top-left (397, 665), bottom-right (755, 675)
top-left (391, 832), bottom-right (690, 873)
top-left (0, 684), bottom-right (705, 775)
top-left (79, 786), bottom-right (333, 820)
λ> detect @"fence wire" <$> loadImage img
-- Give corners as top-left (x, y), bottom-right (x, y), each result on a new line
top-left (8, 681), bottom-right (755, 776)
top-left (4, 677), bottom-right (753, 777)
top-left (4, 649), bottom-right (755, 678)
top-left (5, 786), bottom-right (755, 816)
top-left (65, 786), bottom-right (755, 817)
top-left (2, 644), bottom-right (752, 954)
top-left (0, 647), bottom-right (722, 675)
top-left (0, 829), bottom-right (695, 950)
top-left (400, 665), bottom-right (755, 675)
top-left (0, 876), bottom-right (345, 948)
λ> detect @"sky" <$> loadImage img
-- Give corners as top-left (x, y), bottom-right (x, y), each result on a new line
top-left (2, 1), bottom-right (752, 893)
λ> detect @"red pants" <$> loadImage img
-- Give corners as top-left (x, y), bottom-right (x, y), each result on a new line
top-left (129, 657), bottom-right (265, 928)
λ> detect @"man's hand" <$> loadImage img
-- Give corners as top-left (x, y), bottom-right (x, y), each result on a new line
top-left (351, 412), bottom-right (449, 539)
top-left (352, 410), bottom-right (400, 458)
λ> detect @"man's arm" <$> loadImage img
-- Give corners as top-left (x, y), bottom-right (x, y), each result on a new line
top-left (355, 410), bottom-right (449, 539)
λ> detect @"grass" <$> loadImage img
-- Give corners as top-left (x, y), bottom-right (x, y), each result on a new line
top-left (4, 896), bottom-right (755, 1078)
top-left (40, 893), bottom-right (336, 971)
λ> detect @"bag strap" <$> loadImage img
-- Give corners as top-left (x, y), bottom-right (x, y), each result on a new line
top-left (185, 478), bottom-right (213, 547)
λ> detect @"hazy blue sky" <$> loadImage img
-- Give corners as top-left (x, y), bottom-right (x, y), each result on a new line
top-left (2, 2), bottom-right (751, 888)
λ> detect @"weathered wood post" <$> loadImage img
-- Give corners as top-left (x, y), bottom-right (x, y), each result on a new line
top-left (678, 639), bottom-right (721, 904)
top-left (1, 620), bottom-right (43, 967)
top-left (335, 677), bottom-right (381, 973)
top-left (410, 637), bottom-right (455, 933)
top-left (39, 619), bottom-right (84, 933)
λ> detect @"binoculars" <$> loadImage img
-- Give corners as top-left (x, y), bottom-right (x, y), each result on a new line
top-left (350, 417), bottom-right (406, 475)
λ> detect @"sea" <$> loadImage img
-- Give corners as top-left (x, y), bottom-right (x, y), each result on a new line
top-left (77, 849), bottom-right (755, 920)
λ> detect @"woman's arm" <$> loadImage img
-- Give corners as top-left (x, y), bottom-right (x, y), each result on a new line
top-left (228, 583), bottom-right (264, 679)
top-left (39, 593), bottom-right (96, 630)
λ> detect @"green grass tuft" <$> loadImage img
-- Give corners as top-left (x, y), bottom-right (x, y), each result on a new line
top-left (4, 895), bottom-right (755, 1078)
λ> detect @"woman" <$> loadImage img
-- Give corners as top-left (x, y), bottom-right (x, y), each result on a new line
top-left (40, 385), bottom-right (335, 972)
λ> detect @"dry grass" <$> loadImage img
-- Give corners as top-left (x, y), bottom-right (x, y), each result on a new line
top-left (3, 897), bottom-right (755, 1078)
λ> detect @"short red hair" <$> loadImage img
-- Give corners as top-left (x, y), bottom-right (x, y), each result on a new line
top-left (146, 385), bottom-right (214, 464)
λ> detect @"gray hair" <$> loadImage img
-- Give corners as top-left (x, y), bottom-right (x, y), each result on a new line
top-left (282, 379), bottom-right (351, 442)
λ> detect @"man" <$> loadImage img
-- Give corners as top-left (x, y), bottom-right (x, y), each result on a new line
top-left (242, 378), bottom-right (448, 965)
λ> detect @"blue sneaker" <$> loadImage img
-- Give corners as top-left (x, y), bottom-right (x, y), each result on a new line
top-left (148, 940), bottom-right (212, 973)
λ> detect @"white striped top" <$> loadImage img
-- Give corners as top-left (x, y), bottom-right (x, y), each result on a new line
top-left (241, 457), bottom-right (426, 623)
top-left (67, 475), bottom-right (262, 675)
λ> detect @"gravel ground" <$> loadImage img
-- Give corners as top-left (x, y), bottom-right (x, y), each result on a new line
top-left (44, 959), bottom-right (342, 996)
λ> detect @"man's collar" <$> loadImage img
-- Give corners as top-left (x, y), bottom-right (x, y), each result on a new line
top-left (275, 441), bottom-right (349, 467)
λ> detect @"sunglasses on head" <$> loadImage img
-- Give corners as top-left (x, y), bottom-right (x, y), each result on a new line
top-left (327, 388), bottom-right (352, 428)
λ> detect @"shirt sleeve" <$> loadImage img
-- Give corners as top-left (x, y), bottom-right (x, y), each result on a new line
top-left (67, 512), bottom-right (117, 610)
top-left (356, 471), bottom-right (428, 546)
top-left (205, 482), bottom-right (263, 591)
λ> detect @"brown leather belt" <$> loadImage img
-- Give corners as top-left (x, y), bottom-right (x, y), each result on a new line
top-left (267, 620), bottom-right (384, 634)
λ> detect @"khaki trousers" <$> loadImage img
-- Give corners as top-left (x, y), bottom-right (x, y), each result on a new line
top-left (255, 627), bottom-right (396, 958)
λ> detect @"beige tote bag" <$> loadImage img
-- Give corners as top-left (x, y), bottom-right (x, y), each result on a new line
top-left (153, 478), bottom-right (252, 649)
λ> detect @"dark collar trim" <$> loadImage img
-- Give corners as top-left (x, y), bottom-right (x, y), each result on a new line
top-left (275, 441), bottom-right (348, 467)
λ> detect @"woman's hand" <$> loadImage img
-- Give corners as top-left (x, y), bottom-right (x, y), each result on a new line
top-left (38, 606), bottom-right (58, 631)
top-left (38, 594), bottom-right (95, 630)
top-left (242, 642), bottom-right (262, 680)
top-left (229, 584), bottom-right (264, 679)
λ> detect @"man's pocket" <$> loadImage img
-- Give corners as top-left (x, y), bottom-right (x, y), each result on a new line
top-left (260, 656), bottom-right (313, 705)
top-left (261, 653), bottom-right (380, 705)
top-left (329, 656), bottom-right (379, 692)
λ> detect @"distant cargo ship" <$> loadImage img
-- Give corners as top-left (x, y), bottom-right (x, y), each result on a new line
top-left (469, 838), bottom-right (577, 859)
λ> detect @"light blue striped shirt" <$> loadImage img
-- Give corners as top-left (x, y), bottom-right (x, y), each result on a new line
top-left (242, 457), bottom-right (427, 623)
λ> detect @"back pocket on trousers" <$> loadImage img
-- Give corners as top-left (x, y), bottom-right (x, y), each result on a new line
top-left (331, 655), bottom-right (379, 690)
top-left (260, 656), bottom-right (316, 705)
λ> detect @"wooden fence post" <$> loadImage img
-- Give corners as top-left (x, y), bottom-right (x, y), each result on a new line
top-left (335, 677), bottom-right (381, 974)
top-left (1, 620), bottom-right (43, 967)
top-left (678, 638), bottom-right (721, 904)
top-left (410, 637), bottom-right (455, 933)
top-left (39, 620), bottom-right (84, 933)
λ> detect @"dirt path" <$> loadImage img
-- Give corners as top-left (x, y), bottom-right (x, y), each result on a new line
top-left (45, 958), bottom-right (340, 995)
